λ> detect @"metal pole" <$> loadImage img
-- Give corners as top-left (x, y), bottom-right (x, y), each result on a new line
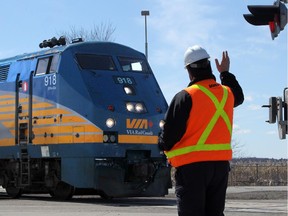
top-left (141, 10), bottom-right (150, 60)
top-left (144, 15), bottom-right (148, 59)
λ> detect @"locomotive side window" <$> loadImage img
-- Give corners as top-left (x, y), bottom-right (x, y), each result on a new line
top-left (50, 54), bottom-right (60, 73)
top-left (76, 54), bottom-right (116, 71)
top-left (118, 57), bottom-right (150, 73)
top-left (35, 54), bottom-right (60, 76)
top-left (36, 57), bottom-right (50, 75)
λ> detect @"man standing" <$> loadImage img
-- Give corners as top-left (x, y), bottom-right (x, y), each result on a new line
top-left (158, 45), bottom-right (244, 216)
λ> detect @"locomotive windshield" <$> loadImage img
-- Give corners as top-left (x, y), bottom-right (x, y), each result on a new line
top-left (118, 57), bottom-right (150, 73)
top-left (76, 54), bottom-right (116, 71)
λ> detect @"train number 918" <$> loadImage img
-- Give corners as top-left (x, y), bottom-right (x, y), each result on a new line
top-left (44, 74), bottom-right (57, 86)
top-left (114, 76), bottom-right (135, 85)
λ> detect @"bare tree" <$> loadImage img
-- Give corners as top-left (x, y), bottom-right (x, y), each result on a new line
top-left (57, 22), bottom-right (116, 43)
top-left (90, 22), bottom-right (116, 41)
top-left (232, 138), bottom-right (246, 159)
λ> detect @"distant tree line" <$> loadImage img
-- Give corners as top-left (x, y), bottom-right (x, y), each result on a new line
top-left (229, 158), bottom-right (287, 186)
top-left (170, 158), bottom-right (287, 186)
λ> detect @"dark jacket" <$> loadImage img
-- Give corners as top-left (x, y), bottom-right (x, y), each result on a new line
top-left (158, 71), bottom-right (244, 151)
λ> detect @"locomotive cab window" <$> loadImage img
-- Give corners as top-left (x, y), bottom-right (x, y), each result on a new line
top-left (76, 54), bottom-right (116, 71)
top-left (118, 57), bottom-right (150, 73)
top-left (35, 54), bottom-right (60, 76)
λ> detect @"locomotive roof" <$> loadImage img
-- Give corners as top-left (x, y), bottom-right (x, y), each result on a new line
top-left (0, 41), bottom-right (144, 65)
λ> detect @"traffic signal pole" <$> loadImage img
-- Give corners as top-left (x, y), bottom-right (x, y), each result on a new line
top-left (244, 1), bottom-right (288, 139)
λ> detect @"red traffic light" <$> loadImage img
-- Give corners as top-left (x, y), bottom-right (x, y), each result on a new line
top-left (269, 21), bottom-right (277, 33)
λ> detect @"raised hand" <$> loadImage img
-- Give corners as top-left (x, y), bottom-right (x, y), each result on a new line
top-left (215, 51), bottom-right (230, 73)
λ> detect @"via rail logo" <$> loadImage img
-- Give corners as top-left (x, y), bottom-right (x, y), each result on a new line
top-left (126, 118), bottom-right (153, 135)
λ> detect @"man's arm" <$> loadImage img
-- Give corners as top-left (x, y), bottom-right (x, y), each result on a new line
top-left (215, 51), bottom-right (244, 107)
top-left (220, 72), bottom-right (244, 107)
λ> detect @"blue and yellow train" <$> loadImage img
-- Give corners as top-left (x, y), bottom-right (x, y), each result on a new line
top-left (0, 37), bottom-right (171, 199)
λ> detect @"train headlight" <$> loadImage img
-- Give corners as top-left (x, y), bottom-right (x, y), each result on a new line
top-left (110, 135), bottom-right (116, 143)
top-left (124, 86), bottom-right (134, 95)
top-left (103, 134), bottom-right (109, 142)
top-left (106, 118), bottom-right (115, 128)
top-left (135, 103), bottom-right (144, 113)
top-left (159, 120), bottom-right (165, 129)
top-left (126, 103), bottom-right (135, 112)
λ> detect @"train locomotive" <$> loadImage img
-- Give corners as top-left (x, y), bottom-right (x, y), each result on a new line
top-left (0, 37), bottom-right (171, 199)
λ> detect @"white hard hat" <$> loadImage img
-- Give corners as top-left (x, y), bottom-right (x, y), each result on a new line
top-left (184, 45), bottom-right (210, 67)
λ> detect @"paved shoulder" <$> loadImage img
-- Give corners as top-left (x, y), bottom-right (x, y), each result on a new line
top-left (226, 186), bottom-right (287, 200)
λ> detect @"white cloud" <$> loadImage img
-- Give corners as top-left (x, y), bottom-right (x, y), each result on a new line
top-left (247, 104), bottom-right (262, 111)
top-left (267, 130), bottom-right (277, 135)
top-left (245, 95), bottom-right (253, 102)
top-left (233, 124), bottom-right (240, 130)
top-left (149, 0), bottom-right (222, 67)
top-left (233, 124), bottom-right (251, 135)
top-left (234, 129), bottom-right (252, 135)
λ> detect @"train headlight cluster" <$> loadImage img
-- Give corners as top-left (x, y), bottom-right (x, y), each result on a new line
top-left (103, 131), bottom-right (118, 143)
top-left (106, 118), bottom-right (116, 128)
top-left (126, 102), bottom-right (147, 113)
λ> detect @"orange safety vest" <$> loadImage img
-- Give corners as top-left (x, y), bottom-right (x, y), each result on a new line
top-left (165, 79), bottom-right (235, 167)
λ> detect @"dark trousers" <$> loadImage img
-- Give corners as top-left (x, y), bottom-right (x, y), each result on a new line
top-left (175, 161), bottom-right (230, 216)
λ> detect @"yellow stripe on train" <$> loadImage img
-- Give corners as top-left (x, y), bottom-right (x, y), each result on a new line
top-left (32, 133), bottom-right (103, 145)
top-left (118, 135), bottom-right (158, 144)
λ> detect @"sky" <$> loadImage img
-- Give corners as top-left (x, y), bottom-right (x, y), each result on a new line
top-left (0, 0), bottom-right (287, 159)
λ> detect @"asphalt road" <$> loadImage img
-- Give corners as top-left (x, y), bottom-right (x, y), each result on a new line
top-left (0, 186), bottom-right (287, 216)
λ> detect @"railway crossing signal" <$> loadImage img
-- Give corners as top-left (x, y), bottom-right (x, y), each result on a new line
top-left (243, 0), bottom-right (288, 39)
top-left (262, 89), bottom-right (288, 139)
